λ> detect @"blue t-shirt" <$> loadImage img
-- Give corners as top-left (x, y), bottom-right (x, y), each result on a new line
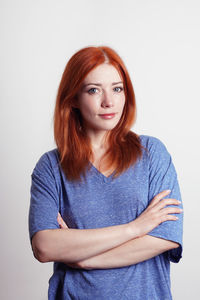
top-left (28, 135), bottom-right (183, 300)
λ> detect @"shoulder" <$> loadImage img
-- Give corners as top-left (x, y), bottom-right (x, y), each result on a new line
top-left (138, 134), bottom-right (172, 166)
top-left (139, 134), bottom-right (168, 155)
top-left (32, 148), bottom-right (60, 176)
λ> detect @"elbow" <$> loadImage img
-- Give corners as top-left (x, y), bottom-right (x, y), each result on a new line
top-left (172, 242), bottom-right (180, 249)
top-left (33, 245), bottom-right (48, 263)
top-left (166, 241), bottom-right (180, 251)
top-left (31, 231), bottom-right (51, 263)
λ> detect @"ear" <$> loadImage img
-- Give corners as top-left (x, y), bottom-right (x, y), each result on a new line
top-left (72, 96), bottom-right (80, 109)
top-left (72, 103), bottom-right (79, 109)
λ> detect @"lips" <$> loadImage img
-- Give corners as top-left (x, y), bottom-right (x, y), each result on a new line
top-left (98, 113), bottom-right (116, 119)
top-left (99, 113), bottom-right (115, 116)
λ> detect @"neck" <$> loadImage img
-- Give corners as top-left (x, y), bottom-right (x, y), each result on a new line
top-left (87, 129), bottom-right (110, 150)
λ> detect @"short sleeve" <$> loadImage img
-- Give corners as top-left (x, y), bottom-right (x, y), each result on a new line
top-left (28, 153), bottom-right (60, 243)
top-left (146, 137), bottom-right (183, 263)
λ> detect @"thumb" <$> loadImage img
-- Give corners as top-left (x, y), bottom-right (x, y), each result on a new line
top-left (57, 212), bottom-right (68, 229)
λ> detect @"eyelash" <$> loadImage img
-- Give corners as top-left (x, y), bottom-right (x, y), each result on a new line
top-left (87, 87), bottom-right (124, 94)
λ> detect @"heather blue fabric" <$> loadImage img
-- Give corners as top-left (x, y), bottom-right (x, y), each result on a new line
top-left (28, 135), bottom-right (183, 300)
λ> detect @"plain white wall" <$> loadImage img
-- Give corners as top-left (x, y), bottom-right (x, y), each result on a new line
top-left (1, 0), bottom-right (199, 299)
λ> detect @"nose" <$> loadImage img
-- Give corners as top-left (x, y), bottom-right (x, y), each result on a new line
top-left (101, 91), bottom-right (114, 108)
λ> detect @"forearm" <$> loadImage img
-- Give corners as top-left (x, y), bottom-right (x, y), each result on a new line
top-left (77, 235), bottom-right (179, 270)
top-left (33, 190), bottom-right (181, 265)
top-left (32, 223), bottom-right (136, 264)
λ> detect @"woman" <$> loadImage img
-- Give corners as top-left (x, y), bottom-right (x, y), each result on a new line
top-left (29, 46), bottom-right (183, 300)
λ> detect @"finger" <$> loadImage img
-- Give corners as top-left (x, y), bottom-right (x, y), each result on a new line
top-left (156, 198), bottom-right (181, 210)
top-left (60, 217), bottom-right (68, 229)
top-left (162, 207), bottom-right (183, 215)
top-left (160, 214), bottom-right (179, 223)
top-left (61, 219), bottom-right (68, 229)
top-left (57, 213), bottom-right (61, 222)
top-left (57, 212), bottom-right (68, 228)
top-left (149, 190), bottom-right (171, 207)
top-left (57, 212), bottom-right (62, 224)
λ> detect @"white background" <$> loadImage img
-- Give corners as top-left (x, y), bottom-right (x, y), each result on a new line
top-left (1, 0), bottom-right (199, 299)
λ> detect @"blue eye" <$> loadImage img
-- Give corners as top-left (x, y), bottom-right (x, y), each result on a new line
top-left (88, 88), bottom-right (97, 94)
top-left (114, 87), bottom-right (123, 92)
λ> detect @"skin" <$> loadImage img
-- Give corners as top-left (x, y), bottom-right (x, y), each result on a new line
top-left (57, 190), bottom-right (182, 269)
top-left (31, 63), bottom-right (183, 267)
top-left (76, 63), bottom-right (125, 152)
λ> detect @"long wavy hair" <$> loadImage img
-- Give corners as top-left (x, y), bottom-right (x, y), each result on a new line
top-left (53, 46), bottom-right (143, 181)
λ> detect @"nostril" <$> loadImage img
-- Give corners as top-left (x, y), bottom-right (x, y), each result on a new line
top-left (102, 101), bottom-right (114, 108)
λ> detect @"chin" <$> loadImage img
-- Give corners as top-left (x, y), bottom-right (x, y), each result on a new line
top-left (99, 124), bottom-right (119, 131)
top-left (87, 119), bottom-right (120, 132)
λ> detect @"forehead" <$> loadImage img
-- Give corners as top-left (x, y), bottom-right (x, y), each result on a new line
top-left (83, 63), bottom-right (122, 84)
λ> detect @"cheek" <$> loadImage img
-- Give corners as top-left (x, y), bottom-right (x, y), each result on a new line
top-left (79, 99), bottom-right (98, 117)
top-left (118, 95), bottom-right (126, 111)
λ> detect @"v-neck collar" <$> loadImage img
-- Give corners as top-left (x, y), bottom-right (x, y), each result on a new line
top-left (89, 162), bottom-right (115, 183)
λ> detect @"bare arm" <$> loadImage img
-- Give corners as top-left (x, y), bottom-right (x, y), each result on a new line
top-left (32, 190), bottom-right (182, 264)
top-left (70, 235), bottom-right (179, 270)
top-left (32, 222), bottom-right (133, 263)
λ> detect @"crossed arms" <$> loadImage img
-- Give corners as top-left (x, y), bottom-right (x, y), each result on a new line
top-left (31, 190), bottom-right (182, 269)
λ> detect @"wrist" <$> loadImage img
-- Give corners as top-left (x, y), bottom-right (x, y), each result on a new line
top-left (127, 221), bottom-right (140, 239)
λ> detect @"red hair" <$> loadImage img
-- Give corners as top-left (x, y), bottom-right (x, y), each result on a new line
top-left (53, 46), bottom-right (143, 181)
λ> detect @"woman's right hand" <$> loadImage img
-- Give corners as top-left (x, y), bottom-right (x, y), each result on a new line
top-left (130, 190), bottom-right (183, 238)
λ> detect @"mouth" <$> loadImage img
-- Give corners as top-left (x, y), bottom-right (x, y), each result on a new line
top-left (99, 113), bottom-right (116, 116)
top-left (98, 113), bottom-right (116, 119)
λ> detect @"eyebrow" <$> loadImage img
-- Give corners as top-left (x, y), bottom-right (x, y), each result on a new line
top-left (82, 81), bottom-right (123, 88)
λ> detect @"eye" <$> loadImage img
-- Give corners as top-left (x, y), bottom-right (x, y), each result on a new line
top-left (88, 88), bottom-right (98, 94)
top-left (114, 87), bottom-right (123, 93)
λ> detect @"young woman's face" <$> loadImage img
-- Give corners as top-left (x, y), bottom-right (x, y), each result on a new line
top-left (76, 63), bottom-right (126, 135)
